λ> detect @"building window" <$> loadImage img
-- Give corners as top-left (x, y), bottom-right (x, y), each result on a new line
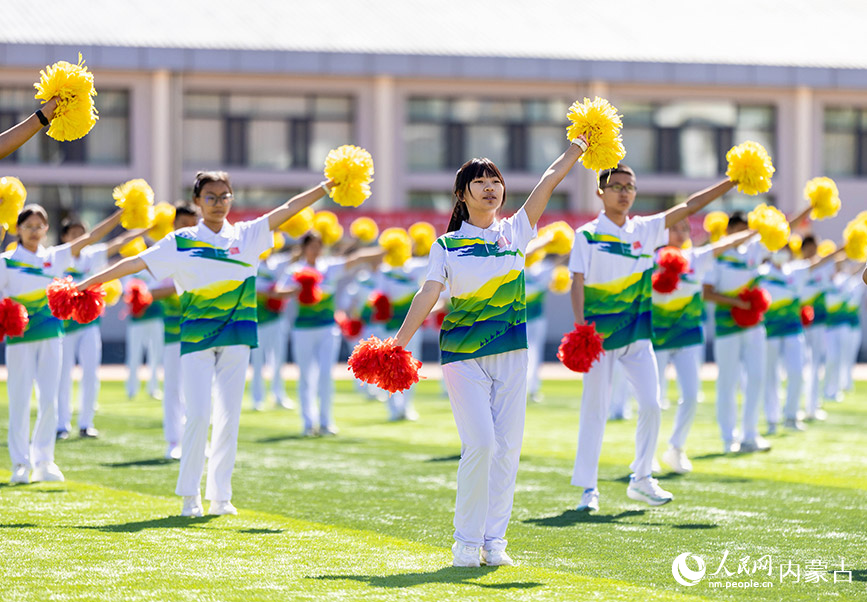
top-left (620, 102), bottom-right (776, 177)
top-left (822, 107), bottom-right (867, 177)
top-left (0, 89), bottom-right (130, 166)
top-left (182, 93), bottom-right (354, 171)
top-left (405, 97), bottom-right (572, 172)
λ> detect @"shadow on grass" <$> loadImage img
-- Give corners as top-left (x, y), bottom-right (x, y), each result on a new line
top-left (851, 569), bottom-right (867, 582)
top-left (312, 567), bottom-right (541, 590)
top-left (255, 435), bottom-right (365, 444)
top-left (238, 527), bottom-right (283, 534)
top-left (524, 509), bottom-right (648, 527)
top-left (101, 458), bottom-right (175, 468)
top-left (426, 455), bottom-right (461, 463)
top-left (0, 523), bottom-right (37, 528)
top-left (77, 515), bottom-right (217, 533)
top-left (671, 523), bottom-right (718, 530)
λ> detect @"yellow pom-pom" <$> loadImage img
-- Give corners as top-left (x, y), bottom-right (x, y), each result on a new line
top-left (539, 221), bottom-right (575, 255)
top-left (149, 202), bottom-right (176, 241)
top-left (526, 249), bottom-right (546, 268)
top-left (113, 179), bottom-right (154, 229)
top-left (272, 231), bottom-right (285, 251)
top-left (33, 53), bottom-right (98, 142)
top-left (379, 227), bottom-right (412, 267)
top-left (844, 223), bottom-right (867, 262)
top-left (279, 207), bottom-right (315, 238)
top-left (323, 145), bottom-right (374, 208)
top-left (565, 97), bottom-right (626, 173)
top-left (6, 241), bottom-right (17, 252)
top-left (0, 176), bottom-right (27, 234)
top-left (350, 217), bottom-right (379, 243)
top-left (817, 240), bottom-right (837, 258)
top-left (726, 141), bottom-right (775, 195)
top-left (682, 239), bottom-right (693, 250)
top-left (119, 236), bottom-right (147, 258)
top-left (103, 279), bottom-right (123, 306)
top-left (408, 222), bottom-right (436, 256)
top-left (747, 203), bottom-right (790, 252)
top-left (313, 210), bottom-right (339, 233)
top-left (321, 223), bottom-right (343, 246)
top-left (788, 233), bottom-right (803, 257)
top-left (549, 266), bottom-right (572, 294)
top-left (703, 211), bottom-right (729, 243)
top-left (803, 177), bottom-right (841, 221)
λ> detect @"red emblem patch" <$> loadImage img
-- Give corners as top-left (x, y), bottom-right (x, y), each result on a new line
top-left (43, 262), bottom-right (52, 268)
top-left (229, 247), bottom-right (240, 255)
top-left (632, 241), bottom-right (642, 250)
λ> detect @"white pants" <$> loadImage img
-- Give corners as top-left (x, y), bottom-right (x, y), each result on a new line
top-left (804, 325), bottom-right (826, 415)
top-left (823, 325), bottom-right (846, 402)
top-left (655, 344), bottom-right (702, 450)
top-left (384, 329), bottom-right (421, 420)
top-left (176, 345), bottom-right (250, 502)
top-left (250, 319), bottom-right (286, 405)
top-left (765, 334), bottom-right (805, 423)
top-left (126, 319), bottom-right (164, 398)
top-left (163, 342), bottom-right (185, 445)
top-left (713, 327), bottom-right (766, 444)
top-left (58, 325), bottom-right (101, 431)
top-left (442, 349), bottom-right (527, 551)
top-left (6, 338), bottom-right (62, 468)
top-left (526, 318), bottom-right (547, 396)
top-left (842, 325), bottom-right (861, 392)
top-left (572, 339), bottom-right (660, 489)
top-left (608, 363), bottom-right (634, 420)
top-left (291, 325), bottom-right (340, 431)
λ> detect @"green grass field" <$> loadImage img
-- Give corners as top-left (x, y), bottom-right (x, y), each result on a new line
top-left (1, 378), bottom-right (865, 601)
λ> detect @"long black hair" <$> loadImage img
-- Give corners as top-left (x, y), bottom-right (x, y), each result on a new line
top-left (447, 158), bottom-right (506, 233)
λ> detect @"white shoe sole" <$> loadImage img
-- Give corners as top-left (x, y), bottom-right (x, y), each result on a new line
top-left (181, 508), bottom-right (204, 517)
top-left (626, 487), bottom-right (673, 506)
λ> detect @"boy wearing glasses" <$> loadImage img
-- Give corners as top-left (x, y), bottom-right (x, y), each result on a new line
top-left (569, 164), bottom-right (735, 512)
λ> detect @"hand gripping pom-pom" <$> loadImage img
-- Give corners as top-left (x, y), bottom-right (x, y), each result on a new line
top-left (336, 313), bottom-right (363, 339)
top-left (347, 336), bottom-right (422, 393)
top-left (748, 203), bottom-right (790, 252)
top-left (113, 179), bottom-right (155, 230)
top-left (149, 203), bottom-right (176, 241)
top-left (652, 270), bottom-right (681, 294)
top-left (124, 279), bottom-right (153, 318)
top-left (726, 141), bottom-right (775, 196)
top-left (0, 298), bottom-right (29, 340)
top-left (731, 287), bottom-right (771, 327)
top-left (557, 323), bottom-right (605, 373)
top-left (549, 265), bottom-right (572, 294)
top-left (703, 211), bottom-right (729, 243)
top-left (294, 267), bottom-right (324, 306)
top-left (103, 279), bottom-right (123, 306)
top-left (408, 222), bottom-right (436, 256)
top-left (370, 291), bottom-right (393, 322)
top-left (323, 145), bottom-right (375, 208)
top-left (657, 247), bottom-right (689, 274)
top-left (0, 176), bottom-right (27, 234)
top-left (565, 97), bottom-right (626, 173)
top-left (33, 54), bottom-right (98, 141)
top-left (804, 177), bottom-right (841, 221)
top-left (47, 277), bottom-right (79, 320)
top-left (72, 286), bottom-right (105, 324)
top-left (801, 305), bottom-right (815, 327)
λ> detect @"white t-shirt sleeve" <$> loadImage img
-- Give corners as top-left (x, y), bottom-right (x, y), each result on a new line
top-left (0, 256), bottom-right (8, 293)
top-left (425, 240), bottom-right (448, 285)
top-left (636, 213), bottom-right (668, 250)
top-left (49, 243), bottom-right (75, 274)
top-left (81, 243), bottom-right (109, 273)
top-left (139, 234), bottom-right (178, 281)
top-left (508, 207), bottom-right (537, 253)
top-left (691, 246), bottom-right (716, 279)
top-left (240, 216), bottom-right (273, 259)
top-left (703, 261), bottom-right (720, 288)
top-left (568, 228), bottom-right (588, 275)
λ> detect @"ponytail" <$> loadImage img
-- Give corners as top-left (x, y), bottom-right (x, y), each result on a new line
top-left (447, 200), bottom-right (469, 233)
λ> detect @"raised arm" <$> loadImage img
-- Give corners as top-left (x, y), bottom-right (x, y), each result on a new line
top-left (709, 230), bottom-right (758, 258)
top-left (664, 179), bottom-right (736, 229)
top-left (266, 181), bottom-right (332, 231)
top-left (105, 228), bottom-right (147, 258)
top-left (810, 246), bottom-right (847, 271)
top-left (394, 280), bottom-right (445, 348)
top-left (76, 257), bottom-right (147, 291)
top-left (702, 283), bottom-right (750, 309)
top-left (523, 137), bottom-right (586, 228)
top-left (0, 99), bottom-right (57, 161)
top-left (150, 285), bottom-right (176, 301)
top-left (344, 247), bottom-right (386, 272)
top-left (68, 209), bottom-right (122, 257)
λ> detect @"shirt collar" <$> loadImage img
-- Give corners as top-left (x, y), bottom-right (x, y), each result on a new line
top-left (598, 211), bottom-right (633, 233)
top-left (458, 217), bottom-right (500, 238)
top-left (194, 218), bottom-right (235, 243)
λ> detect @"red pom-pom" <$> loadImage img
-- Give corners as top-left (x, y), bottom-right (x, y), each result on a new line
top-left (369, 291), bottom-right (393, 322)
top-left (294, 267), bottom-right (323, 306)
top-left (347, 335), bottom-right (422, 393)
top-left (124, 279), bottom-right (153, 318)
top-left (557, 323), bottom-right (605, 373)
top-left (652, 270), bottom-right (680, 293)
top-left (747, 287), bottom-right (772, 313)
top-left (265, 296), bottom-right (286, 313)
top-left (731, 308), bottom-right (762, 327)
top-left (435, 310), bottom-right (446, 328)
top-left (657, 246), bottom-right (689, 274)
top-left (0, 297), bottom-right (29, 340)
top-left (47, 277), bottom-right (78, 320)
top-left (336, 312), bottom-right (363, 338)
top-left (72, 285), bottom-right (106, 324)
top-left (800, 305), bottom-right (814, 327)
top-left (731, 287), bottom-right (771, 327)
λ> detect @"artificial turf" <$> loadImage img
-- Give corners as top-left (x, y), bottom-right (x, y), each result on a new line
top-left (0, 378), bottom-right (865, 601)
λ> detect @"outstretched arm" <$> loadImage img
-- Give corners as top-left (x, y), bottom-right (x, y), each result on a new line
top-left (702, 283), bottom-right (750, 309)
top-left (810, 246), bottom-right (847, 270)
top-left (344, 247), bottom-right (386, 272)
top-left (265, 181), bottom-right (332, 231)
top-left (68, 210), bottom-right (122, 257)
top-left (0, 99), bottom-right (57, 161)
top-left (76, 257), bottom-right (147, 291)
top-left (105, 229), bottom-right (147, 258)
top-left (394, 280), bottom-right (445, 348)
top-left (523, 137), bottom-right (586, 228)
top-left (709, 230), bottom-right (758, 258)
top-left (664, 179), bottom-right (736, 229)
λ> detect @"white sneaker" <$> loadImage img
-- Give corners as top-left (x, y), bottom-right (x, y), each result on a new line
top-left (403, 408), bottom-right (419, 422)
top-left (276, 397), bottom-right (295, 410)
top-left (165, 443), bottom-right (182, 460)
top-left (739, 436), bottom-right (771, 453)
top-left (451, 542), bottom-right (480, 567)
top-left (319, 425), bottom-right (339, 437)
top-left (529, 392), bottom-right (544, 404)
top-left (626, 475), bottom-right (673, 506)
top-left (723, 440), bottom-right (741, 454)
top-left (10, 464), bottom-right (29, 484)
top-left (30, 462), bottom-right (64, 482)
top-left (783, 418), bottom-right (807, 431)
top-left (251, 400), bottom-right (265, 412)
top-left (209, 500), bottom-right (238, 516)
top-left (806, 409), bottom-right (828, 421)
top-left (481, 548), bottom-right (514, 566)
top-left (576, 488), bottom-right (599, 512)
top-left (181, 494), bottom-right (203, 517)
top-left (661, 447), bottom-right (693, 474)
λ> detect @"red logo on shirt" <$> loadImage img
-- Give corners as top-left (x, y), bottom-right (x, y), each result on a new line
top-left (43, 262), bottom-right (52, 268)
top-left (497, 234), bottom-right (511, 250)
top-left (632, 241), bottom-right (642, 250)
top-left (229, 247), bottom-right (240, 255)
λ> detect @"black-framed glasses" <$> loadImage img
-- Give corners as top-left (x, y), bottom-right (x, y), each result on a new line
top-left (201, 193), bottom-right (234, 206)
top-left (601, 183), bottom-right (637, 193)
